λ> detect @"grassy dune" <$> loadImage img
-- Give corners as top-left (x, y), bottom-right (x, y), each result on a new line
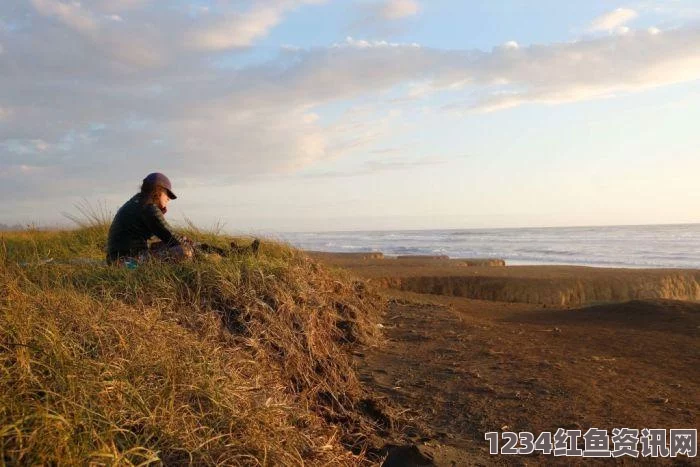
top-left (0, 225), bottom-right (386, 465)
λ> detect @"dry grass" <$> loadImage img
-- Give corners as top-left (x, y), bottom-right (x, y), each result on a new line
top-left (0, 225), bottom-right (388, 465)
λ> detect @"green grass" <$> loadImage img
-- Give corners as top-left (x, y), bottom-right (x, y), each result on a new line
top-left (0, 225), bottom-right (386, 465)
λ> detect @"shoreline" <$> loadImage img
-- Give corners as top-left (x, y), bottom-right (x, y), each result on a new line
top-left (308, 250), bottom-right (700, 270)
top-left (285, 223), bottom-right (700, 270)
top-left (307, 249), bottom-right (700, 270)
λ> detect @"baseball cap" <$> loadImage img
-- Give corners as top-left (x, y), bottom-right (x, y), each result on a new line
top-left (143, 172), bottom-right (177, 199)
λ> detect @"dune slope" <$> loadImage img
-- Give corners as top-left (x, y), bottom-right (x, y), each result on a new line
top-left (0, 227), bottom-right (387, 465)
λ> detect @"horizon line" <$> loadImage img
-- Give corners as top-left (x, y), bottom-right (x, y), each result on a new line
top-left (282, 222), bottom-right (700, 235)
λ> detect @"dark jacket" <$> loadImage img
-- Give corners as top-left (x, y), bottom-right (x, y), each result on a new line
top-left (106, 194), bottom-right (181, 263)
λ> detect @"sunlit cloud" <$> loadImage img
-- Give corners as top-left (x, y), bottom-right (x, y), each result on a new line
top-left (588, 7), bottom-right (638, 33)
top-left (187, 6), bottom-right (285, 50)
top-left (30, 0), bottom-right (99, 34)
top-left (381, 0), bottom-right (420, 20)
top-left (2, 0), bottom-right (700, 212)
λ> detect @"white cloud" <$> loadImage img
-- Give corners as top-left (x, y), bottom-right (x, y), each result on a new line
top-left (30, 0), bottom-right (99, 35)
top-left (1, 139), bottom-right (51, 155)
top-left (353, 0), bottom-right (420, 30)
top-left (279, 27), bottom-right (700, 113)
top-left (93, 0), bottom-right (152, 13)
top-left (616, 26), bottom-right (631, 35)
top-left (340, 36), bottom-right (420, 48)
top-left (188, 1), bottom-right (324, 51)
top-left (589, 7), bottom-right (638, 32)
top-left (303, 155), bottom-right (447, 178)
top-left (26, 0), bottom-right (321, 65)
top-left (27, 0), bottom-right (169, 69)
top-left (188, 6), bottom-right (283, 50)
top-left (33, 139), bottom-right (50, 152)
top-left (19, 164), bottom-right (44, 173)
top-left (3, 0), bottom-right (700, 206)
top-left (0, 164), bottom-right (51, 177)
top-left (381, 0), bottom-right (420, 20)
top-left (464, 27), bottom-right (699, 111)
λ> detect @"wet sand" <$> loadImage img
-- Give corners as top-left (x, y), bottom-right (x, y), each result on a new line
top-left (312, 253), bottom-right (700, 465)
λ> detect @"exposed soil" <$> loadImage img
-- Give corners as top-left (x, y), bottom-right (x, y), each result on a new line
top-left (311, 255), bottom-right (700, 465)
top-left (361, 290), bottom-right (699, 465)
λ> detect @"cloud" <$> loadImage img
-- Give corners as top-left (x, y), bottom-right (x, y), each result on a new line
top-left (30, 0), bottom-right (99, 35)
top-left (634, 1), bottom-right (700, 23)
top-left (470, 27), bottom-right (700, 111)
top-left (25, 0), bottom-right (169, 69)
top-left (302, 156), bottom-right (447, 179)
top-left (589, 7), bottom-right (638, 32)
top-left (1, 139), bottom-right (50, 155)
top-left (270, 26), bottom-right (700, 113)
top-left (351, 0), bottom-right (420, 32)
top-left (188, 0), bottom-right (326, 51)
top-left (2, 0), bottom-right (700, 207)
top-left (381, 0), bottom-right (420, 20)
top-left (93, 0), bottom-right (152, 13)
top-left (187, 6), bottom-right (284, 50)
top-left (339, 36), bottom-right (420, 48)
top-left (26, 0), bottom-right (324, 68)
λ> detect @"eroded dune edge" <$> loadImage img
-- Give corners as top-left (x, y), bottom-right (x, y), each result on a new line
top-left (0, 228), bottom-right (402, 465)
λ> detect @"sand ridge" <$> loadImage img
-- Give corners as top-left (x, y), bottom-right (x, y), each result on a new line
top-left (310, 254), bottom-right (700, 306)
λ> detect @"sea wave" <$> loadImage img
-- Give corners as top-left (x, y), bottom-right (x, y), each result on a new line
top-left (280, 224), bottom-right (700, 269)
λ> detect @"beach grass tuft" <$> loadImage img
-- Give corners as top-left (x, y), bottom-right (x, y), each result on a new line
top-left (0, 222), bottom-right (386, 465)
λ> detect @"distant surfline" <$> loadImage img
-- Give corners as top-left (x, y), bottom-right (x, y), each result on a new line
top-left (281, 224), bottom-right (700, 269)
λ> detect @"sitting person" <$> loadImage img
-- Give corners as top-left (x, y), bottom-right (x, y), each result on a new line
top-left (106, 173), bottom-right (193, 265)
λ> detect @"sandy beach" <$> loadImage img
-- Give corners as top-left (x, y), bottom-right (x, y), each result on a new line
top-left (310, 253), bottom-right (700, 306)
top-left (312, 252), bottom-right (700, 465)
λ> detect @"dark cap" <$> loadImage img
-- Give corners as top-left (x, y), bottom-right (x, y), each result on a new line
top-left (143, 172), bottom-right (177, 199)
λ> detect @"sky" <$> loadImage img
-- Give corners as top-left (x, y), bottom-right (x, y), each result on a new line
top-left (1, 0), bottom-right (700, 233)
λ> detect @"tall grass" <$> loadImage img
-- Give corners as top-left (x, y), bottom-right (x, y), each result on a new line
top-left (0, 225), bottom-right (388, 465)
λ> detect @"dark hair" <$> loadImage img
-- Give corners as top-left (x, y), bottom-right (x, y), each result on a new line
top-left (139, 181), bottom-right (164, 206)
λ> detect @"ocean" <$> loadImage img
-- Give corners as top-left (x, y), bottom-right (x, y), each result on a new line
top-left (280, 224), bottom-right (700, 269)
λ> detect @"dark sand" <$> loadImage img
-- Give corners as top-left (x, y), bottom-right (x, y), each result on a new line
top-left (313, 253), bottom-right (700, 465)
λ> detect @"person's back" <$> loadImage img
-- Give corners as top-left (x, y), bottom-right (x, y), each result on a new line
top-left (106, 173), bottom-right (189, 264)
top-left (107, 194), bottom-right (158, 261)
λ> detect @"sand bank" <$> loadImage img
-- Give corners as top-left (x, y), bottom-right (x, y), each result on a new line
top-left (309, 253), bottom-right (700, 306)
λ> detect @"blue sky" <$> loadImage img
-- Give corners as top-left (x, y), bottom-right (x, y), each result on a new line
top-left (1, 0), bottom-right (700, 232)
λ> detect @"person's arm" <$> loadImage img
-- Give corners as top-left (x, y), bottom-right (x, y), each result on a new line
top-left (142, 203), bottom-right (181, 246)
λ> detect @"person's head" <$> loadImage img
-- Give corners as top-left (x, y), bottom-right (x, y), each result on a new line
top-left (140, 173), bottom-right (177, 210)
